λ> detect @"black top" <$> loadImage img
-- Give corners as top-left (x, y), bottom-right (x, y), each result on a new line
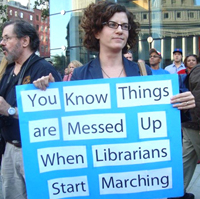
top-left (71, 56), bottom-right (152, 81)
top-left (0, 54), bottom-right (62, 141)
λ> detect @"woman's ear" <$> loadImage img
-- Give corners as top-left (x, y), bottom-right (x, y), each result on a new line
top-left (95, 32), bottom-right (100, 40)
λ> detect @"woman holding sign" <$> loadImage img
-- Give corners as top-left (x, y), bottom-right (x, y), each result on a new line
top-left (33, 1), bottom-right (195, 109)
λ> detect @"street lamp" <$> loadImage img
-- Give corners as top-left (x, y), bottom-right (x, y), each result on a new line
top-left (148, 0), bottom-right (152, 49)
top-left (61, 45), bottom-right (67, 51)
top-left (147, 36), bottom-right (153, 49)
top-left (50, 8), bottom-right (83, 16)
top-left (60, 10), bottom-right (66, 15)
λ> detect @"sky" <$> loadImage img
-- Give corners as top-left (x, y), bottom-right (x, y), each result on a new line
top-left (49, 0), bottom-right (72, 56)
top-left (196, 0), bottom-right (200, 5)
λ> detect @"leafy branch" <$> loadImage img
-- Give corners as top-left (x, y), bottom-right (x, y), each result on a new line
top-left (0, 4), bottom-right (8, 47)
top-left (34, 0), bottom-right (49, 19)
top-left (0, 5), bottom-right (8, 23)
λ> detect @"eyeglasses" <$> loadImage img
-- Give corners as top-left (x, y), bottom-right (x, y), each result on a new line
top-left (149, 55), bottom-right (160, 58)
top-left (0, 36), bottom-right (18, 43)
top-left (102, 21), bottom-right (131, 31)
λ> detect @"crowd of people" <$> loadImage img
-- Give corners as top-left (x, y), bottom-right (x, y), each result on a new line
top-left (0, 1), bottom-right (199, 199)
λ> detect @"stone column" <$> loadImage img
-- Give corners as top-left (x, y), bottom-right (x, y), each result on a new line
top-left (171, 38), bottom-right (176, 60)
top-left (182, 37), bottom-right (187, 60)
top-left (160, 38), bottom-right (165, 68)
top-left (193, 36), bottom-right (198, 55)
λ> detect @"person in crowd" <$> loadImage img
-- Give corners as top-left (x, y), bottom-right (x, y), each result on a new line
top-left (33, 4), bottom-right (195, 199)
top-left (0, 56), bottom-right (8, 80)
top-left (178, 54), bottom-right (198, 93)
top-left (34, 1), bottom-right (194, 108)
top-left (165, 48), bottom-right (186, 74)
top-left (178, 64), bottom-right (200, 199)
top-left (169, 55), bottom-right (198, 199)
top-left (149, 48), bottom-right (170, 75)
top-left (0, 19), bottom-right (61, 199)
top-left (63, 60), bottom-right (83, 81)
top-left (184, 54), bottom-right (198, 74)
top-left (123, 51), bottom-right (133, 61)
top-left (177, 54), bottom-right (200, 199)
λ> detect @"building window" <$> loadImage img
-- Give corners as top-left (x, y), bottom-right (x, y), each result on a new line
top-left (36, 15), bottom-right (39, 21)
top-left (164, 13), bottom-right (169, 19)
top-left (45, 26), bottom-right (48, 32)
top-left (15, 11), bottom-right (17, 17)
top-left (45, 36), bottom-right (48, 42)
top-left (41, 26), bottom-right (44, 31)
top-left (30, 15), bottom-right (33, 21)
top-left (41, 35), bottom-right (44, 41)
top-left (172, 0), bottom-right (176, 3)
top-left (20, 12), bottom-right (23, 18)
top-left (41, 46), bottom-right (44, 52)
top-left (143, 14), bottom-right (147, 19)
top-left (45, 46), bottom-right (48, 52)
top-left (189, 12), bottom-right (194, 18)
top-left (36, 25), bottom-right (39, 31)
top-left (177, 12), bottom-right (181, 18)
top-left (9, 10), bottom-right (12, 15)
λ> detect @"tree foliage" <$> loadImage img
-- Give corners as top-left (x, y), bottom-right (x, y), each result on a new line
top-left (0, 5), bottom-right (8, 51)
top-left (0, 5), bottom-right (8, 23)
top-left (34, 0), bottom-right (49, 19)
top-left (52, 54), bottom-right (68, 76)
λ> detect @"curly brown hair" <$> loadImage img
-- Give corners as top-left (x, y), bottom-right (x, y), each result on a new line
top-left (81, 1), bottom-right (140, 54)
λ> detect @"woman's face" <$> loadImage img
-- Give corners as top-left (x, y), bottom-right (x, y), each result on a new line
top-left (68, 63), bottom-right (75, 73)
top-left (95, 12), bottom-right (129, 53)
top-left (186, 56), bottom-right (197, 69)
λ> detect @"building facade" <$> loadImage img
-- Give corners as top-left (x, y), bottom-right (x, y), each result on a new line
top-left (0, 0), bottom-right (50, 59)
top-left (49, 0), bottom-right (200, 69)
top-left (131, 0), bottom-right (200, 66)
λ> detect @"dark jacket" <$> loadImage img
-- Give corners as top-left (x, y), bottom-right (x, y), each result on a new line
top-left (0, 53), bottom-right (62, 141)
top-left (71, 56), bottom-right (152, 80)
top-left (182, 64), bottom-right (200, 130)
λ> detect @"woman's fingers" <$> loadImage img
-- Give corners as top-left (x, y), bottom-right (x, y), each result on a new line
top-left (171, 91), bottom-right (195, 110)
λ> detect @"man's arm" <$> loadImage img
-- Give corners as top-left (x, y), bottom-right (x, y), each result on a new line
top-left (0, 97), bottom-right (18, 119)
top-left (189, 65), bottom-right (200, 125)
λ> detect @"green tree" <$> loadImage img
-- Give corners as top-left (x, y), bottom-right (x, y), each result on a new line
top-left (0, 5), bottom-right (8, 23)
top-left (34, 0), bottom-right (49, 19)
top-left (0, 5), bottom-right (8, 31)
top-left (0, 4), bottom-right (8, 52)
top-left (52, 54), bottom-right (68, 76)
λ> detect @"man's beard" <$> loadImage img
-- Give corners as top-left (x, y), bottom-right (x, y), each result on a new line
top-left (4, 42), bottom-right (22, 63)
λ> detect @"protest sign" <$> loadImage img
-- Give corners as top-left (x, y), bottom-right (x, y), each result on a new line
top-left (16, 74), bottom-right (183, 199)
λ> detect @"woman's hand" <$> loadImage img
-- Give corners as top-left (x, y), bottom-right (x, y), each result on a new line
top-left (171, 91), bottom-right (195, 110)
top-left (33, 73), bottom-right (55, 91)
